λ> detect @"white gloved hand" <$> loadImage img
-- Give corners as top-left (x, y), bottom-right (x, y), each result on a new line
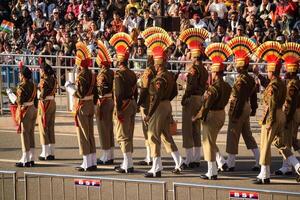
top-left (37, 89), bottom-right (41, 99)
top-left (64, 81), bottom-right (76, 96)
top-left (6, 88), bottom-right (17, 104)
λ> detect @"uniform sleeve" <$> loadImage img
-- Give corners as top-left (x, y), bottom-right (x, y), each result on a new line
top-left (284, 83), bottom-right (298, 123)
top-left (16, 85), bottom-right (26, 105)
top-left (114, 73), bottom-right (124, 112)
top-left (267, 83), bottom-right (278, 126)
top-left (182, 74), bottom-right (193, 102)
top-left (194, 86), bottom-right (218, 121)
top-left (74, 71), bottom-right (89, 98)
top-left (147, 77), bottom-right (166, 118)
top-left (39, 77), bottom-right (52, 100)
top-left (232, 77), bottom-right (247, 119)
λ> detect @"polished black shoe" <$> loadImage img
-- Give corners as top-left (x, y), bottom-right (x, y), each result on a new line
top-left (137, 160), bottom-right (152, 166)
top-left (190, 162), bottom-right (200, 168)
top-left (97, 159), bottom-right (114, 165)
top-left (228, 167), bottom-right (235, 172)
top-left (30, 161), bottom-right (35, 166)
top-left (252, 165), bottom-right (260, 171)
top-left (180, 163), bottom-right (188, 169)
top-left (75, 167), bottom-right (86, 172)
top-left (218, 163), bottom-right (228, 172)
top-left (172, 168), bottom-right (181, 174)
top-left (274, 169), bottom-right (292, 175)
top-left (200, 174), bottom-right (217, 180)
top-left (38, 156), bottom-right (46, 161)
top-left (253, 178), bottom-right (270, 184)
top-left (15, 162), bottom-right (31, 167)
top-left (296, 175), bottom-right (300, 182)
top-left (115, 166), bottom-right (134, 173)
top-left (144, 171), bottom-right (162, 178)
top-left (47, 155), bottom-right (55, 160)
top-left (86, 165), bottom-right (97, 171)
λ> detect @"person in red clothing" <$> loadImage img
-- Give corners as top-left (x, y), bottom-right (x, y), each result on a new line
top-left (275, 0), bottom-right (298, 20)
top-left (40, 21), bottom-right (57, 41)
top-left (111, 11), bottom-right (124, 33)
top-left (66, 0), bottom-right (80, 18)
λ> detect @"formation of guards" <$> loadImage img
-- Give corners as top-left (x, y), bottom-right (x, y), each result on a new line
top-left (8, 27), bottom-right (300, 184)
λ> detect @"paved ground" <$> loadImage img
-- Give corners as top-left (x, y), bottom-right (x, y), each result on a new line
top-left (0, 106), bottom-right (300, 200)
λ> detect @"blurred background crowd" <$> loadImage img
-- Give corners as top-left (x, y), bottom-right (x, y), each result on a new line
top-left (0, 0), bottom-right (299, 70)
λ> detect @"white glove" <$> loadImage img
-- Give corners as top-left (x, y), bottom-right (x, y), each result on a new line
top-left (64, 81), bottom-right (77, 96)
top-left (37, 89), bottom-right (41, 99)
top-left (6, 88), bottom-right (17, 104)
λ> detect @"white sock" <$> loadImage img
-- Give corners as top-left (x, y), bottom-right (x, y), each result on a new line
top-left (49, 144), bottom-right (55, 155)
top-left (122, 153), bottom-right (133, 170)
top-left (193, 147), bottom-right (201, 163)
top-left (19, 152), bottom-right (30, 163)
top-left (100, 150), bottom-right (110, 162)
top-left (216, 152), bottom-right (226, 168)
top-left (80, 155), bottom-right (88, 169)
top-left (206, 161), bottom-right (217, 177)
top-left (251, 148), bottom-right (260, 166)
top-left (226, 154), bottom-right (236, 168)
top-left (287, 155), bottom-right (300, 174)
top-left (29, 148), bottom-right (35, 161)
top-left (144, 146), bottom-right (151, 163)
top-left (40, 145), bottom-right (48, 158)
top-left (278, 159), bottom-right (292, 173)
top-left (184, 148), bottom-right (193, 165)
top-left (148, 157), bottom-right (163, 174)
top-left (171, 151), bottom-right (183, 170)
top-left (257, 165), bottom-right (269, 179)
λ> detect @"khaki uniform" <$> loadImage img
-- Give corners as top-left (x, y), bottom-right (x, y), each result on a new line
top-left (38, 74), bottom-right (56, 145)
top-left (114, 67), bottom-right (137, 153)
top-left (16, 80), bottom-right (37, 152)
top-left (282, 79), bottom-right (300, 150)
top-left (182, 64), bottom-right (208, 148)
top-left (260, 77), bottom-right (295, 165)
top-left (137, 66), bottom-right (156, 147)
top-left (96, 68), bottom-right (114, 150)
top-left (74, 68), bottom-right (96, 155)
top-left (147, 69), bottom-right (178, 157)
top-left (226, 72), bottom-right (258, 154)
top-left (195, 78), bottom-right (231, 161)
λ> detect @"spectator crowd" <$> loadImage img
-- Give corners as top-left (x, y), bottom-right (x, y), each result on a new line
top-left (0, 0), bottom-right (299, 70)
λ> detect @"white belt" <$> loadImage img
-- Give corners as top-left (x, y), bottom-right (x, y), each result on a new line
top-left (100, 93), bottom-right (112, 98)
top-left (22, 101), bottom-right (34, 106)
top-left (45, 96), bottom-right (55, 100)
top-left (81, 95), bottom-right (93, 101)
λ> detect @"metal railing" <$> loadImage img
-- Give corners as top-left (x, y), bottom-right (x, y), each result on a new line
top-left (0, 170), bottom-right (17, 200)
top-left (24, 172), bottom-right (167, 200)
top-left (173, 182), bottom-right (300, 200)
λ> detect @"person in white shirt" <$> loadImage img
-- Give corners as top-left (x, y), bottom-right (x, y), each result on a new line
top-left (190, 13), bottom-right (207, 29)
top-left (123, 7), bottom-right (142, 33)
top-left (207, 0), bottom-right (228, 19)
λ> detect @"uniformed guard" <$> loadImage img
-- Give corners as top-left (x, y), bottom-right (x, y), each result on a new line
top-left (137, 55), bottom-right (155, 166)
top-left (109, 32), bottom-right (137, 173)
top-left (178, 28), bottom-right (209, 168)
top-left (65, 42), bottom-right (97, 171)
top-left (15, 65), bottom-right (38, 167)
top-left (38, 62), bottom-right (57, 160)
top-left (95, 40), bottom-right (115, 165)
top-left (255, 41), bottom-right (300, 184)
top-left (275, 42), bottom-right (300, 175)
top-left (143, 33), bottom-right (183, 178)
top-left (193, 43), bottom-right (232, 180)
top-left (225, 37), bottom-right (260, 171)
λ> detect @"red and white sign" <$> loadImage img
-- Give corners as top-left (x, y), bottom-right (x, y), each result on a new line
top-left (74, 179), bottom-right (101, 187)
top-left (229, 191), bottom-right (259, 200)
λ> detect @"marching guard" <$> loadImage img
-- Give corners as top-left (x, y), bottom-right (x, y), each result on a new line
top-left (38, 62), bottom-right (57, 160)
top-left (178, 28), bottom-right (209, 168)
top-left (95, 40), bottom-right (115, 165)
top-left (254, 41), bottom-right (300, 184)
top-left (144, 33), bottom-right (183, 177)
top-left (65, 42), bottom-right (97, 171)
top-left (274, 42), bottom-right (300, 175)
top-left (225, 37), bottom-right (260, 171)
top-left (109, 32), bottom-right (138, 173)
top-left (193, 43), bottom-right (232, 179)
top-left (15, 64), bottom-right (38, 167)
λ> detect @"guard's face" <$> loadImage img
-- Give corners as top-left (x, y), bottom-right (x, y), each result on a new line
top-left (211, 72), bottom-right (217, 81)
top-left (267, 71), bottom-right (273, 79)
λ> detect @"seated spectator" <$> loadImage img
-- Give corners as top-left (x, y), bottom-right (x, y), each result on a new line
top-left (20, 8), bottom-right (33, 34)
top-left (149, 0), bottom-right (160, 17)
top-left (210, 25), bottom-right (227, 42)
top-left (96, 8), bottom-right (109, 33)
top-left (189, 0), bottom-right (206, 18)
top-left (243, 0), bottom-right (258, 23)
top-left (229, 11), bottom-right (245, 34)
top-left (56, 25), bottom-right (67, 45)
top-left (50, 8), bottom-right (64, 31)
top-left (65, 12), bottom-right (78, 32)
top-left (132, 46), bottom-right (147, 69)
top-left (275, 0), bottom-right (298, 21)
top-left (81, 13), bottom-right (93, 31)
top-left (206, 0), bottom-right (228, 20)
top-left (111, 11), bottom-right (124, 33)
top-left (125, 0), bottom-right (141, 16)
top-left (190, 14), bottom-right (207, 29)
top-left (251, 27), bottom-right (264, 45)
top-left (90, 22), bottom-right (100, 38)
top-left (33, 8), bottom-right (46, 31)
top-left (235, 25), bottom-right (246, 37)
top-left (107, 0), bottom-right (127, 19)
top-left (66, 0), bottom-right (80, 18)
top-left (179, 9), bottom-right (191, 32)
top-left (206, 11), bottom-right (224, 33)
top-left (139, 9), bottom-right (154, 31)
top-left (40, 21), bottom-right (57, 41)
top-left (246, 14), bottom-right (256, 37)
top-left (289, 28), bottom-right (300, 43)
top-left (79, 0), bottom-right (92, 18)
top-left (166, 0), bottom-right (178, 17)
top-left (257, 0), bottom-right (276, 21)
top-left (123, 7), bottom-right (142, 33)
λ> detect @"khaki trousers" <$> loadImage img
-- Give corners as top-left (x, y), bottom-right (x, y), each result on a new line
top-left (182, 95), bottom-right (202, 148)
top-left (38, 100), bottom-right (56, 145)
top-left (148, 101), bottom-right (178, 157)
top-left (96, 98), bottom-right (114, 150)
top-left (260, 109), bottom-right (294, 165)
top-left (141, 108), bottom-right (149, 147)
top-left (226, 102), bottom-right (258, 154)
top-left (21, 105), bottom-right (37, 152)
top-left (76, 100), bottom-right (96, 155)
top-left (202, 110), bottom-right (225, 162)
top-left (115, 100), bottom-right (137, 153)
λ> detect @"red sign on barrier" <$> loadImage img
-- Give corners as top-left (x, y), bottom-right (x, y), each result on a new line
top-left (74, 179), bottom-right (101, 187)
top-left (229, 191), bottom-right (259, 200)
